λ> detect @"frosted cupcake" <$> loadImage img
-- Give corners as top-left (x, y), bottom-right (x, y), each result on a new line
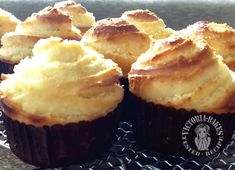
top-left (0, 7), bottom-right (81, 74)
top-left (121, 9), bottom-right (175, 40)
top-left (0, 37), bottom-right (124, 167)
top-left (180, 21), bottom-right (235, 71)
top-left (0, 8), bottom-right (20, 40)
top-left (0, 8), bottom-right (20, 74)
top-left (82, 18), bottom-right (151, 120)
top-left (129, 35), bottom-right (235, 156)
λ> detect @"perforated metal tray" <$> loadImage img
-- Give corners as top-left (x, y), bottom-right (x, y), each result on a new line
top-left (1, 108), bottom-right (235, 169)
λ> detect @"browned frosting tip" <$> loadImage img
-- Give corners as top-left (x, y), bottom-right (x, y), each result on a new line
top-left (54, 0), bottom-right (87, 13)
top-left (32, 7), bottom-right (70, 23)
top-left (123, 9), bottom-right (159, 21)
top-left (92, 18), bottom-right (139, 38)
top-left (186, 21), bottom-right (211, 32)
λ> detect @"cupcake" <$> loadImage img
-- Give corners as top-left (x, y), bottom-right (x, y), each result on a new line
top-left (121, 9), bottom-right (175, 40)
top-left (180, 21), bottom-right (235, 71)
top-left (0, 7), bottom-right (81, 74)
top-left (82, 18), bottom-right (151, 120)
top-left (0, 8), bottom-right (20, 40)
top-left (129, 35), bottom-right (235, 156)
top-left (0, 37), bottom-right (124, 167)
top-left (54, 0), bottom-right (95, 34)
top-left (82, 18), bottom-right (151, 77)
top-left (0, 8), bottom-right (20, 74)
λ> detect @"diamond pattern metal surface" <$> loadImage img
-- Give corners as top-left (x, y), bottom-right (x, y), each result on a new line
top-left (1, 107), bottom-right (235, 169)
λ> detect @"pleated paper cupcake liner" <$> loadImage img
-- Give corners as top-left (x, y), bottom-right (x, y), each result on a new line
top-left (2, 105), bottom-right (121, 168)
top-left (119, 78), bottom-right (136, 121)
top-left (131, 96), bottom-right (235, 157)
top-left (0, 61), bottom-right (14, 75)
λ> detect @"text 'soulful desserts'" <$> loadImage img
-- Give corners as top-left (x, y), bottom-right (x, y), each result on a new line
top-left (0, 37), bottom-right (124, 167)
top-left (0, 7), bottom-right (81, 74)
top-left (121, 9), bottom-right (175, 40)
top-left (54, 0), bottom-right (95, 34)
top-left (180, 21), bottom-right (235, 71)
top-left (129, 35), bottom-right (235, 156)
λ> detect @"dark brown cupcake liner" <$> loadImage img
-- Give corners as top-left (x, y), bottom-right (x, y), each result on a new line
top-left (131, 96), bottom-right (235, 157)
top-left (2, 105), bottom-right (121, 168)
top-left (119, 78), bottom-right (135, 121)
top-left (0, 61), bottom-right (14, 75)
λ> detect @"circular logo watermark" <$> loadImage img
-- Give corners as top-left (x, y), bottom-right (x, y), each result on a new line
top-left (182, 115), bottom-right (223, 156)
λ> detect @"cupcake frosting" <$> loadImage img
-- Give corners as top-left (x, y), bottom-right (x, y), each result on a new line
top-left (15, 7), bottom-right (81, 39)
top-left (0, 8), bottom-right (20, 39)
top-left (0, 7), bottom-right (81, 64)
top-left (82, 18), bottom-right (151, 77)
top-left (0, 32), bottom-right (39, 64)
top-left (54, 0), bottom-right (95, 34)
top-left (0, 37), bottom-right (124, 126)
top-left (121, 9), bottom-right (175, 39)
top-left (129, 36), bottom-right (235, 114)
top-left (180, 21), bottom-right (235, 71)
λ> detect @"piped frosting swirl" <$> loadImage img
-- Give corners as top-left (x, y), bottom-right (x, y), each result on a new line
top-left (122, 9), bottom-right (175, 39)
top-left (54, 0), bottom-right (95, 34)
top-left (129, 36), bottom-right (235, 114)
top-left (0, 7), bottom-right (81, 64)
top-left (0, 37), bottom-right (124, 126)
top-left (82, 18), bottom-right (152, 77)
top-left (180, 21), bottom-right (235, 71)
top-left (0, 8), bottom-right (20, 39)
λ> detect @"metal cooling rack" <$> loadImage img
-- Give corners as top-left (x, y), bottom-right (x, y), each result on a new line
top-left (1, 108), bottom-right (235, 170)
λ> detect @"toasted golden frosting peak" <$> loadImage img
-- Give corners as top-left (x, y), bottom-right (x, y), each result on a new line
top-left (89, 18), bottom-right (139, 39)
top-left (121, 9), bottom-right (175, 39)
top-left (180, 21), bottom-right (235, 71)
top-left (0, 8), bottom-right (20, 39)
top-left (0, 32), bottom-right (40, 63)
top-left (122, 9), bottom-right (159, 22)
top-left (0, 37), bottom-right (124, 126)
top-left (181, 21), bottom-right (233, 34)
top-left (54, 0), bottom-right (95, 33)
top-left (82, 18), bottom-right (152, 77)
top-left (0, 6), bottom-right (81, 64)
top-left (32, 7), bottom-right (70, 23)
top-left (129, 36), bottom-right (235, 114)
top-left (15, 7), bottom-right (81, 39)
top-left (54, 0), bottom-right (87, 13)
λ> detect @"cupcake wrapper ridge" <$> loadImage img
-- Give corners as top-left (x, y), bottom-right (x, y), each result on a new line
top-left (2, 105), bottom-right (121, 168)
top-left (0, 61), bottom-right (14, 75)
top-left (132, 96), bottom-right (235, 157)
